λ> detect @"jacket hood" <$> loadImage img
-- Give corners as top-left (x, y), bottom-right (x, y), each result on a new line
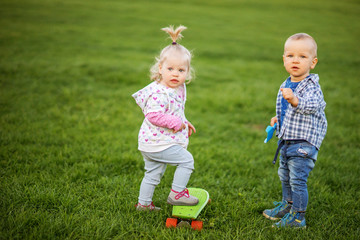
top-left (132, 82), bottom-right (165, 111)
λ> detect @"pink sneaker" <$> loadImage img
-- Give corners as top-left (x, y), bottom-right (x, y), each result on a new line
top-left (135, 202), bottom-right (161, 211)
top-left (167, 188), bottom-right (199, 206)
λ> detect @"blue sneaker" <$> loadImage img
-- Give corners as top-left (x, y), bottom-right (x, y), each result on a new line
top-left (273, 210), bottom-right (306, 228)
top-left (263, 200), bottom-right (292, 220)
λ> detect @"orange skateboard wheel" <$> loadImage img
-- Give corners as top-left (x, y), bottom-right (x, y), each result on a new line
top-left (166, 218), bottom-right (178, 228)
top-left (191, 220), bottom-right (203, 231)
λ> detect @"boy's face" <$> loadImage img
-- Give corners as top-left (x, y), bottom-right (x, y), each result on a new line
top-left (283, 39), bottom-right (318, 82)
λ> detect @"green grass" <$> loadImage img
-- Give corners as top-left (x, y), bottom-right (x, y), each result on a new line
top-left (1, 0), bottom-right (359, 239)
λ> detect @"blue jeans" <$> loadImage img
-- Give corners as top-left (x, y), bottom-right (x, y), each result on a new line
top-left (278, 140), bottom-right (318, 212)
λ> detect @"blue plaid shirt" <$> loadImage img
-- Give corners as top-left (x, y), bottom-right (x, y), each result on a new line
top-left (275, 74), bottom-right (327, 149)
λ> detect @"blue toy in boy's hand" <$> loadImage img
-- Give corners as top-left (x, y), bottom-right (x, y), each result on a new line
top-left (264, 123), bottom-right (277, 143)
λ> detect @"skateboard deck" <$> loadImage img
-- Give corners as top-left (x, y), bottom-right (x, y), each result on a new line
top-left (166, 188), bottom-right (210, 230)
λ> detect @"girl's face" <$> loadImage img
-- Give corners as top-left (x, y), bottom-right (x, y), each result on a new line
top-left (283, 39), bottom-right (318, 82)
top-left (159, 52), bottom-right (189, 88)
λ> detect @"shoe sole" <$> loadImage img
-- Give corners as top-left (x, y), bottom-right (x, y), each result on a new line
top-left (136, 207), bottom-right (162, 212)
top-left (262, 212), bottom-right (280, 221)
top-left (167, 197), bottom-right (199, 206)
top-left (272, 224), bottom-right (307, 229)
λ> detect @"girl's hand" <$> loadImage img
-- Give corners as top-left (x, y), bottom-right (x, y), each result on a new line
top-left (173, 123), bottom-right (186, 133)
top-left (187, 122), bottom-right (196, 137)
top-left (270, 116), bottom-right (278, 127)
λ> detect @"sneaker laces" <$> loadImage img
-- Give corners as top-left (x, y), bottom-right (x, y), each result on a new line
top-left (135, 202), bottom-right (156, 210)
top-left (173, 188), bottom-right (190, 200)
top-left (272, 201), bottom-right (286, 214)
top-left (149, 202), bottom-right (156, 209)
top-left (281, 211), bottom-right (296, 224)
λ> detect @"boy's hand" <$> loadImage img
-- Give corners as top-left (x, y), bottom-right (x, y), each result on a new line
top-left (281, 88), bottom-right (299, 107)
top-left (271, 116), bottom-right (278, 127)
top-left (187, 122), bottom-right (196, 137)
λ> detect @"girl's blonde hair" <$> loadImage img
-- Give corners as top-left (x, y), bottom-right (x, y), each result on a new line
top-left (150, 25), bottom-right (194, 83)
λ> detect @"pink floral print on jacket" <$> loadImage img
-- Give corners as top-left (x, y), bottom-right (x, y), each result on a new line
top-left (132, 81), bottom-right (189, 152)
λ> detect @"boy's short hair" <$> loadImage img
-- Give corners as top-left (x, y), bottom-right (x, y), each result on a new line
top-left (285, 33), bottom-right (318, 57)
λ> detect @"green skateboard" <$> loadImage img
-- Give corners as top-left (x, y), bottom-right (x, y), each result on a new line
top-left (166, 188), bottom-right (210, 231)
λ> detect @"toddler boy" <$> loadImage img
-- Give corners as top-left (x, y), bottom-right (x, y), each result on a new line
top-left (263, 33), bottom-right (327, 228)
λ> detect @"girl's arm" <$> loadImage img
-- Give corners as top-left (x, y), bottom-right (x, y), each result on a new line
top-left (146, 112), bottom-right (184, 132)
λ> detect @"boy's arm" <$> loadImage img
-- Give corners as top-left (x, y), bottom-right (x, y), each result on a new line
top-left (294, 87), bottom-right (325, 114)
top-left (275, 86), bottom-right (284, 134)
top-left (281, 88), bottom-right (299, 107)
top-left (281, 87), bottom-right (324, 114)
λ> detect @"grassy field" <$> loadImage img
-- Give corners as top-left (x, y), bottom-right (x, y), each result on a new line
top-left (1, 0), bottom-right (359, 239)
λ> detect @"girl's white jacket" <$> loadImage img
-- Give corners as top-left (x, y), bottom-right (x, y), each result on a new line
top-left (132, 82), bottom-right (189, 152)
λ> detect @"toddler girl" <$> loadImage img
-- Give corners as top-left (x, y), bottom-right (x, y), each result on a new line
top-left (132, 25), bottom-right (198, 211)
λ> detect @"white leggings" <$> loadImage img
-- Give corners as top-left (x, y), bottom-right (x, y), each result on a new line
top-left (138, 145), bottom-right (194, 205)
